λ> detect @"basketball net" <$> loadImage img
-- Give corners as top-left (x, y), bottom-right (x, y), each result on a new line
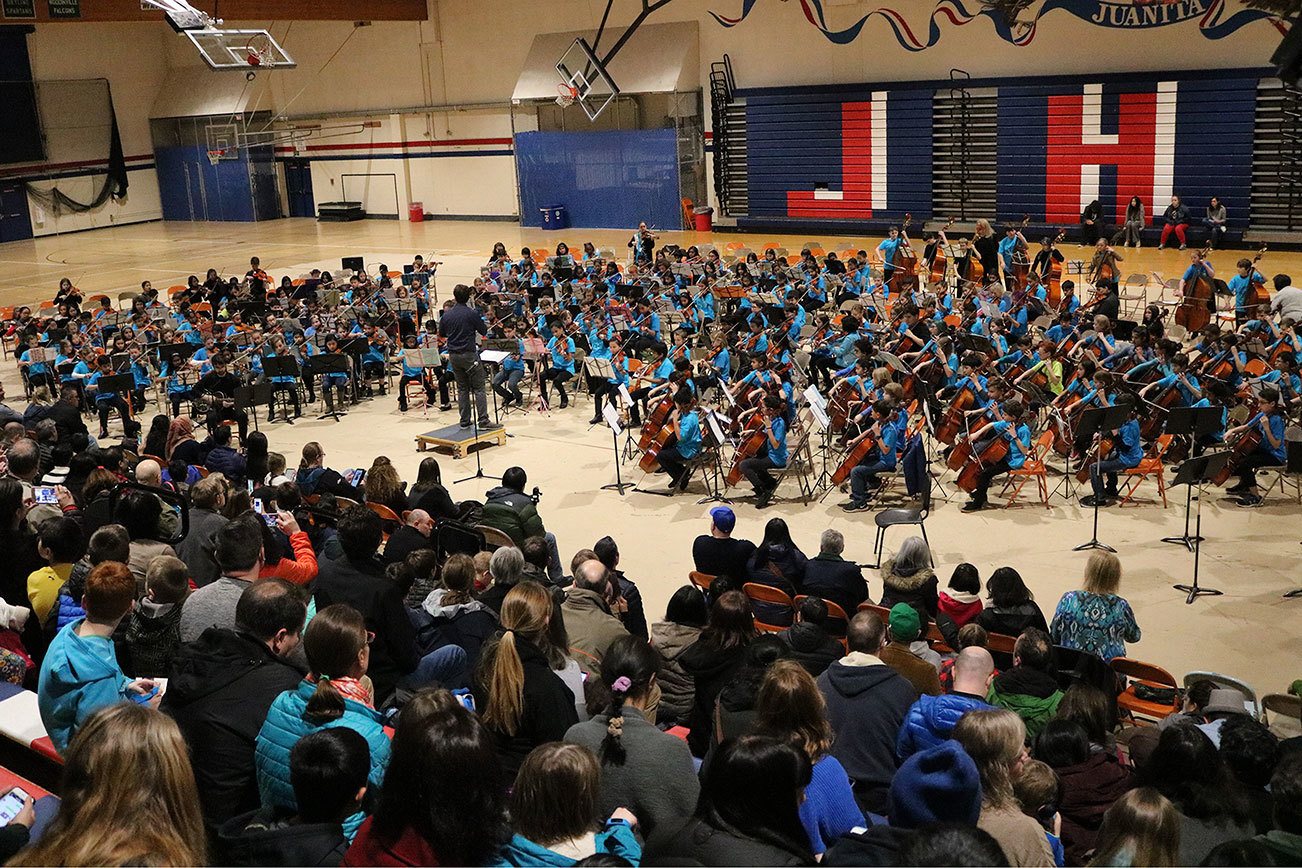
top-left (556, 83), bottom-right (579, 107)
top-left (207, 149), bottom-right (225, 166)
top-left (245, 33), bottom-right (274, 67)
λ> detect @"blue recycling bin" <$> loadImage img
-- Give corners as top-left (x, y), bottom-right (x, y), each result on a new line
top-left (540, 204), bottom-right (568, 230)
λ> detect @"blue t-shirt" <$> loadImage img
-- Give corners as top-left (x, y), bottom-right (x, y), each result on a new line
top-left (1154, 372), bottom-right (1200, 406)
top-left (677, 411), bottom-right (702, 459)
top-left (1258, 412), bottom-right (1287, 462)
top-left (991, 420), bottom-right (1032, 470)
top-left (1228, 272), bottom-right (1263, 311)
top-left (877, 238), bottom-right (903, 267)
top-left (1116, 418), bottom-right (1143, 467)
top-left (547, 336), bottom-right (575, 374)
top-left (767, 415), bottom-right (789, 467)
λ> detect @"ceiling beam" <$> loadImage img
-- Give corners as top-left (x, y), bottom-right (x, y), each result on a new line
top-left (1, 0), bottom-right (428, 23)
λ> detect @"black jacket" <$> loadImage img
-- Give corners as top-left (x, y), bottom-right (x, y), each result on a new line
top-left (380, 525), bottom-right (434, 565)
top-left (412, 484), bottom-right (459, 521)
top-left (817, 658), bottom-right (916, 814)
top-left (217, 806), bottom-right (348, 867)
top-left (691, 535), bottom-right (756, 585)
top-left (161, 627), bottom-right (304, 829)
top-left (44, 401), bottom-right (88, 442)
top-left (779, 622), bottom-right (843, 677)
top-left (975, 602), bottom-right (1049, 639)
top-left (413, 592), bottom-right (499, 671)
top-left (801, 554), bottom-right (868, 615)
top-left (746, 543), bottom-right (807, 596)
top-left (471, 635), bottom-right (578, 781)
top-left (644, 816), bottom-right (812, 867)
top-left (824, 825), bottom-right (913, 867)
top-left (679, 639), bottom-right (749, 758)
top-left (314, 551), bottom-right (420, 705)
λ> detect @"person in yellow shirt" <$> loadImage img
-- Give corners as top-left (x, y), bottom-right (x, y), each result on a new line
top-left (26, 516), bottom-right (84, 625)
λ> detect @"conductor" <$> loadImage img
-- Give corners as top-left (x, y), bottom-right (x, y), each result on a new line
top-left (439, 284), bottom-right (497, 430)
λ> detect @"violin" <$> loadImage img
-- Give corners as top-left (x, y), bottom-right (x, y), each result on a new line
top-left (1174, 244), bottom-right (1215, 332)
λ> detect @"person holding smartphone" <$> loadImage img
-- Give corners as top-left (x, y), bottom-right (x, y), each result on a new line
top-left (0, 785), bottom-right (36, 862)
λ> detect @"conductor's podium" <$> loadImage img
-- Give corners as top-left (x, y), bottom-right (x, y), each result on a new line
top-left (415, 422), bottom-right (507, 458)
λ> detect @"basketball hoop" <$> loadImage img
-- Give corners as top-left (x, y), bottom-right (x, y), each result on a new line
top-left (555, 82), bottom-right (580, 108)
top-left (244, 33), bottom-right (275, 68)
top-left (207, 149), bottom-right (225, 166)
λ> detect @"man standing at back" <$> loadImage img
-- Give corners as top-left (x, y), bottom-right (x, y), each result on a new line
top-left (437, 284), bottom-right (497, 430)
top-left (817, 611), bottom-right (917, 815)
top-left (163, 579), bottom-right (306, 833)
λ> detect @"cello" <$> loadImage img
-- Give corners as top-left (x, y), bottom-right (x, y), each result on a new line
top-left (726, 413), bottom-right (769, 486)
top-left (1212, 415), bottom-right (1264, 486)
top-left (935, 382), bottom-right (977, 445)
top-left (1174, 245), bottom-right (1215, 332)
top-left (956, 432), bottom-right (1010, 494)
top-left (889, 214), bottom-right (920, 297)
top-left (831, 429), bottom-right (878, 485)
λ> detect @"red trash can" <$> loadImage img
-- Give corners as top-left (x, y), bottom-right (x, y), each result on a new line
top-left (408, 202), bottom-right (425, 222)
top-left (693, 206), bottom-right (713, 232)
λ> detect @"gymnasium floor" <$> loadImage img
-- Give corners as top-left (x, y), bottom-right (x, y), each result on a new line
top-left (1, 218), bottom-right (1299, 698)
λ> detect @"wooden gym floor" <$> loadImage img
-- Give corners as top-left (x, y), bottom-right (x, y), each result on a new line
top-left (0, 218), bottom-right (1299, 698)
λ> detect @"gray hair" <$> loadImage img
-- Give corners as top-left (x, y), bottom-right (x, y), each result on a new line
top-left (489, 545), bottom-right (525, 586)
top-left (820, 529), bottom-right (845, 556)
top-left (893, 536), bottom-right (931, 577)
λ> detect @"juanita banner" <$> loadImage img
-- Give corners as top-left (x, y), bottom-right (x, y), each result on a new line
top-left (709, 0), bottom-right (1286, 49)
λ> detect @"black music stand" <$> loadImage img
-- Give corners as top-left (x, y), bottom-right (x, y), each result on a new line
top-left (1160, 407), bottom-right (1224, 550)
top-left (234, 382), bottom-right (273, 432)
top-left (338, 337), bottom-right (370, 402)
top-left (157, 342), bottom-right (198, 365)
top-left (1170, 450), bottom-right (1230, 604)
top-left (599, 403), bottom-right (634, 496)
top-left (956, 332), bottom-right (995, 359)
top-left (1072, 404), bottom-right (1129, 552)
top-left (262, 356), bottom-right (302, 424)
top-left (309, 354), bottom-right (350, 421)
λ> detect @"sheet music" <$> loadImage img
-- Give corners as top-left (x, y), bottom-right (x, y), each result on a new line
top-left (479, 350), bottom-right (509, 364)
top-left (618, 384), bottom-right (633, 408)
top-left (809, 399), bottom-right (831, 431)
top-left (603, 403), bottom-right (623, 436)
top-left (706, 410), bottom-right (727, 446)
top-left (803, 384), bottom-right (827, 414)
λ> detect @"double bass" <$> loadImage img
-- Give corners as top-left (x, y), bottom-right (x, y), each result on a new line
top-left (928, 218), bottom-right (958, 288)
top-left (1248, 244), bottom-right (1270, 316)
top-left (1174, 245), bottom-right (1215, 332)
top-left (888, 214), bottom-right (919, 297)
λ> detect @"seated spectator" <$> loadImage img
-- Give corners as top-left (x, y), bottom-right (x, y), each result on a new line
top-left (649, 585), bottom-right (708, 727)
top-left (26, 515), bottom-right (83, 625)
top-left (163, 578), bottom-right (307, 832)
top-left (644, 735), bottom-right (814, 865)
top-left (747, 517), bottom-right (807, 597)
top-left (976, 567), bottom-right (1050, 639)
top-left (219, 728), bottom-right (366, 867)
top-left (780, 596), bottom-right (844, 678)
top-left (166, 415), bottom-right (202, 469)
top-left (939, 562), bottom-right (984, 627)
top-left (899, 824), bottom-right (1010, 867)
top-left (116, 488), bottom-right (178, 594)
top-left (204, 424), bottom-right (248, 480)
top-left (482, 467), bottom-right (561, 581)
top-left (343, 690), bottom-right (508, 866)
top-left (360, 456), bottom-right (408, 517)
top-left (715, 636), bottom-right (791, 747)
top-left (898, 646), bottom-right (995, 760)
top-left (1158, 677), bottom-right (1217, 731)
top-left (473, 581), bottom-right (580, 780)
top-left (395, 549), bottom-right (439, 609)
top-left (1218, 716), bottom-right (1279, 834)
top-left (594, 535), bottom-right (647, 640)
top-left (121, 554), bottom-right (188, 677)
top-left (478, 545), bottom-right (526, 614)
top-left (817, 610), bottom-right (916, 815)
top-left (1089, 787), bottom-right (1180, 867)
top-left (175, 473), bottom-right (230, 587)
top-left (824, 739), bottom-right (983, 866)
top-left (1256, 752), bottom-right (1302, 864)
top-left (75, 467), bottom-right (118, 538)
top-left (953, 709), bottom-right (1057, 866)
top-left (315, 506), bottom-right (465, 704)
top-left (296, 441), bottom-right (361, 501)
top-left (1057, 682), bottom-right (1121, 757)
top-left (133, 458), bottom-right (180, 539)
top-left (1139, 724), bottom-right (1254, 865)
top-left (878, 536), bottom-right (939, 616)
top-left (44, 523), bottom-right (128, 635)
top-left (562, 558), bottom-right (629, 677)
top-left (692, 506), bottom-right (757, 587)
top-left (38, 561), bottom-right (157, 753)
top-left (1013, 759), bottom-right (1066, 867)
top-left (564, 636), bottom-right (699, 837)
top-left (987, 628), bottom-right (1064, 740)
top-left (520, 535), bottom-right (553, 586)
top-left (255, 604), bottom-right (392, 839)
top-left (7, 703), bottom-right (207, 865)
top-left (258, 508), bottom-right (318, 586)
top-left (408, 456), bottom-right (459, 521)
top-left (801, 529), bottom-right (868, 616)
top-left (380, 508), bottom-right (434, 565)
top-left (879, 603), bottom-right (942, 696)
top-left (940, 623), bottom-right (994, 692)
top-left (1034, 719), bottom-right (1135, 865)
top-left (417, 552), bottom-right (498, 671)
top-left (498, 743), bottom-right (641, 866)
top-left (753, 660), bottom-right (865, 858)
top-left (680, 590), bottom-right (756, 758)
top-left (1049, 551), bottom-right (1140, 661)
top-left (180, 513), bottom-right (266, 644)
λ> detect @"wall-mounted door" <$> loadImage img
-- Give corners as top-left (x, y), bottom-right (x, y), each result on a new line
top-left (284, 159), bottom-right (315, 217)
top-left (0, 182), bottom-right (34, 243)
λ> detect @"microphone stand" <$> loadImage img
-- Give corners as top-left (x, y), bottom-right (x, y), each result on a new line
top-left (454, 354), bottom-right (501, 485)
top-left (1071, 405), bottom-right (1126, 553)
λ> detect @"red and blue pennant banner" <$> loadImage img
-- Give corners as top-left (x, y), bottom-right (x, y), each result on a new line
top-left (997, 76), bottom-right (1258, 231)
top-left (710, 0), bottom-right (1285, 49)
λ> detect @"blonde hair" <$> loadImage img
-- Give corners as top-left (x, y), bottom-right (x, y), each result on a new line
top-left (1083, 550), bottom-right (1122, 596)
top-left (754, 660), bottom-right (834, 762)
top-left (953, 709), bottom-right (1026, 810)
top-left (1089, 787), bottom-right (1180, 867)
top-left (363, 459), bottom-right (404, 509)
top-left (480, 581), bottom-right (552, 737)
top-left (11, 704), bottom-right (207, 866)
top-left (975, 218), bottom-right (993, 237)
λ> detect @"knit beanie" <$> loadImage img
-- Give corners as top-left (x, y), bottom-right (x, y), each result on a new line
top-left (888, 739), bottom-right (982, 828)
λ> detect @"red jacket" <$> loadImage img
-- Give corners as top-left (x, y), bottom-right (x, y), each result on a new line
top-left (938, 590), bottom-right (983, 627)
top-left (257, 530), bottom-right (318, 585)
top-left (343, 817), bottom-right (441, 867)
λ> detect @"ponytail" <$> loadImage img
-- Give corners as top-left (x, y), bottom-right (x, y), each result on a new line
top-left (601, 675), bottom-right (632, 767)
top-left (304, 675), bottom-right (345, 722)
top-left (483, 629), bottom-right (526, 736)
top-left (300, 441), bottom-right (322, 471)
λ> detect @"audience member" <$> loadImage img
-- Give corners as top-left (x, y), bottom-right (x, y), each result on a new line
top-left (817, 610), bottom-right (916, 814)
top-left (746, 517), bottom-right (808, 596)
top-left (1256, 751), bottom-right (1302, 864)
top-left (1217, 715), bottom-right (1279, 834)
top-left (878, 536), bottom-right (939, 616)
top-left (649, 585), bottom-right (708, 727)
top-left (691, 506), bottom-right (756, 586)
top-left (987, 628), bottom-right (1064, 740)
top-left (379, 507), bottom-right (434, 565)
top-left (562, 558), bottom-right (629, 676)
top-left (1049, 551), bottom-right (1141, 661)
top-left (879, 603), bottom-right (943, 696)
top-left (714, 636), bottom-right (791, 747)
top-left (121, 553), bottom-right (188, 677)
top-left (295, 441), bottom-right (361, 500)
top-left (43, 522), bottom-right (127, 635)
top-left (416, 553), bottom-right (498, 672)
top-left (1034, 718), bottom-right (1135, 865)
top-left (939, 562), bottom-right (984, 627)
top-left (594, 535), bottom-right (647, 640)
top-left (680, 590), bottom-right (757, 757)
top-left (479, 544), bottom-right (526, 613)
top-left (408, 456), bottom-right (459, 521)
top-left (940, 623), bottom-right (994, 692)
top-left (779, 595), bottom-right (844, 677)
top-left (26, 515), bottom-right (83, 625)
top-left (898, 646), bottom-right (996, 759)
top-left (1088, 787), bottom-right (1180, 867)
top-left (564, 635), bottom-right (698, 836)
top-left (1013, 759), bottom-right (1066, 866)
top-left (204, 424), bottom-right (248, 479)
top-left (175, 472), bottom-right (229, 586)
top-left (116, 487), bottom-right (178, 592)
top-left (800, 529), bottom-right (868, 615)
top-left (899, 823), bottom-right (1011, 867)
top-left (163, 578), bottom-right (307, 831)
top-left (481, 466), bottom-right (562, 580)
top-left (977, 567), bottom-right (1050, 637)
top-left (179, 513), bottom-right (266, 643)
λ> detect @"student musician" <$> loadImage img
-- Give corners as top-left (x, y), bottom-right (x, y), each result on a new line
top-left (264, 335), bottom-right (302, 422)
top-left (961, 398), bottom-right (1032, 512)
top-left (739, 395), bottom-right (788, 509)
top-left (193, 353), bottom-right (249, 441)
top-left (1088, 239), bottom-right (1123, 302)
top-left (1228, 257), bottom-right (1266, 328)
top-left (655, 389), bottom-right (703, 492)
top-left (1081, 393), bottom-right (1144, 507)
top-left (397, 334), bottom-right (437, 413)
top-left (629, 346), bottom-right (672, 427)
top-left (1224, 386), bottom-right (1287, 507)
top-left (876, 226), bottom-right (906, 288)
top-left (541, 321), bottom-right (576, 410)
top-left (841, 399), bottom-right (903, 512)
top-left (1030, 235), bottom-right (1065, 279)
top-left (87, 354), bottom-right (141, 441)
top-left (491, 322), bottom-right (527, 408)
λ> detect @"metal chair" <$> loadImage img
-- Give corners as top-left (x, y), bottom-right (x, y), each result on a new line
top-left (475, 524), bottom-right (516, 551)
top-left (1183, 671), bottom-right (1260, 719)
top-left (869, 471), bottom-right (931, 569)
top-left (999, 429), bottom-right (1053, 509)
top-left (1117, 433), bottom-right (1174, 508)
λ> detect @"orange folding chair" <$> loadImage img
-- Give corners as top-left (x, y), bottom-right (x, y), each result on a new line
top-left (1111, 657), bottom-right (1180, 723)
top-left (857, 602), bottom-right (891, 624)
top-left (744, 582), bottom-right (795, 632)
top-left (1117, 434), bottom-right (1173, 508)
top-left (794, 595), bottom-right (849, 636)
top-left (689, 571), bottom-right (717, 593)
top-left (1000, 430), bottom-right (1053, 509)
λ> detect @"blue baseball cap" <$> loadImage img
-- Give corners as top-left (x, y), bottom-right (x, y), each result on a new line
top-left (709, 506), bottom-right (736, 534)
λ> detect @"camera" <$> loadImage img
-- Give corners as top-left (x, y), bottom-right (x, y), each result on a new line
top-left (529, 486), bottom-right (542, 504)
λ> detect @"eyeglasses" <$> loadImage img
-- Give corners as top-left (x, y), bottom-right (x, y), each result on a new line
top-left (365, 631), bottom-right (375, 646)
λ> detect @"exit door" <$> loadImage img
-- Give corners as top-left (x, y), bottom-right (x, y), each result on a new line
top-left (0, 183), bottom-right (33, 243)
top-left (284, 159), bottom-right (315, 218)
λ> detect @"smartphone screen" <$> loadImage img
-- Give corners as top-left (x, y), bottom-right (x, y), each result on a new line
top-left (252, 497), bottom-right (263, 514)
top-left (0, 788), bottom-right (29, 824)
top-left (33, 486), bottom-right (57, 504)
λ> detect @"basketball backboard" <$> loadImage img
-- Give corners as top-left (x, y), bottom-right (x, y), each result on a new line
top-left (556, 37), bottom-right (619, 121)
top-left (186, 29), bottom-right (296, 70)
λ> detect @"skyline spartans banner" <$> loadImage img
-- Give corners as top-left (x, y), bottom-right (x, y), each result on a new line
top-left (709, 0), bottom-right (1286, 50)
